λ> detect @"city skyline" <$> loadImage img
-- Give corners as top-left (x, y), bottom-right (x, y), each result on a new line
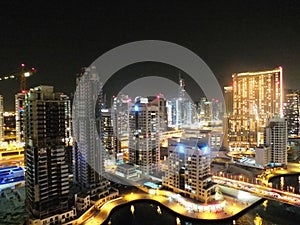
top-left (0, 2), bottom-right (300, 225)
top-left (0, 1), bottom-right (300, 110)
top-left (0, 63), bottom-right (299, 225)
top-left (0, 64), bottom-right (295, 112)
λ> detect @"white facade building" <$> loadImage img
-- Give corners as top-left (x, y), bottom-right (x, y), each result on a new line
top-left (163, 138), bottom-right (215, 203)
top-left (72, 66), bottom-right (109, 190)
top-left (128, 96), bottom-right (161, 175)
top-left (255, 146), bottom-right (271, 166)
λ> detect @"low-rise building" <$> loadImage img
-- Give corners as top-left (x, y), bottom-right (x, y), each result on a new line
top-left (115, 163), bottom-right (138, 179)
top-left (255, 146), bottom-right (271, 166)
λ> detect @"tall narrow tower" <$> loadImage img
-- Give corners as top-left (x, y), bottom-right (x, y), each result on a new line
top-left (111, 94), bottom-right (131, 160)
top-left (264, 117), bottom-right (287, 166)
top-left (177, 76), bottom-right (193, 127)
top-left (284, 89), bottom-right (300, 137)
top-left (128, 96), bottom-right (161, 175)
top-left (72, 66), bottom-right (109, 192)
top-left (24, 86), bottom-right (71, 220)
top-left (15, 92), bottom-right (26, 143)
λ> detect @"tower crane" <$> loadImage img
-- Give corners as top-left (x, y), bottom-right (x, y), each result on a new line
top-left (0, 63), bottom-right (37, 92)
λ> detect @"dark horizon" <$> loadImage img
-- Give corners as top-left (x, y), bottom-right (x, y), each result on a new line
top-left (0, 1), bottom-right (299, 110)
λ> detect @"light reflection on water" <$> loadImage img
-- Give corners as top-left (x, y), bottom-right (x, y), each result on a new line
top-left (103, 199), bottom-right (299, 225)
top-left (270, 174), bottom-right (300, 194)
top-left (280, 176), bottom-right (284, 190)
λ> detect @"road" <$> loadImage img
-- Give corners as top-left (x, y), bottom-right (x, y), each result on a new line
top-left (84, 190), bottom-right (260, 225)
top-left (213, 176), bottom-right (300, 206)
top-left (0, 156), bottom-right (24, 167)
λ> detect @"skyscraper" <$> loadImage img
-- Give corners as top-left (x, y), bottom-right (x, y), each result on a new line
top-left (224, 86), bottom-right (233, 149)
top-left (24, 86), bottom-right (74, 222)
top-left (284, 89), bottom-right (300, 137)
top-left (177, 77), bottom-right (194, 127)
top-left (15, 91), bottom-right (26, 143)
top-left (264, 117), bottom-right (287, 166)
top-left (111, 94), bottom-right (131, 160)
top-left (198, 97), bottom-right (213, 122)
top-left (228, 67), bottom-right (283, 151)
top-left (128, 96), bottom-right (162, 175)
top-left (72, 66), bottom-right (109, 192)
top-left (224, 86), bottom-right (233, 116)
top-left (99, 108), bottom-right (119, 156)
top-left (163, 138), bottom-right (215, 203)
top-left (3, 111), bottom-right (16, 142)
top-left (154, 94), bottom-right (168, 132)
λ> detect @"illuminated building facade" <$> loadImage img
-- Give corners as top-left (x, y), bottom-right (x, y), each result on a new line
top-left (155, 94), bottom-right (168, 132)
top-left (111, 94), bottom-right (131, 159)
top-left (162, 138), bottom-right (215, 203)
top-left (72, 66), bottom-right (109, 191)
top-left (24, 86), bottom-right (74, 222)
top-left (99, 108), bottom-right (119, 155)
top-left (203, 100), bottom-right (212, 121)
top-left (224, 86), bottom-right (233, 149)
top-left (264, 117), bottom-right (287, 166)
top-left (224, 86), bottom-right (233, 116)
top-left (198, 97), bottom-right (213, 122)
top-left (211, 98), bottom-right (223, 121)
top-left (228, 67), bottom-right (283, 151)
top-left (128, 96), bottom-right (163, 175)
top-left (168, 98), bottom-right (184, 127)
top-left (284, 89), bottom-right (299, 137)
top-left (3, 111), bottom-right (16, 142)
top-left (176, 78), bottom-right (186, 127)
top-left (15, 92), bottom-right (26, 143)
top-left (170, 78), bottom-right (196, 128)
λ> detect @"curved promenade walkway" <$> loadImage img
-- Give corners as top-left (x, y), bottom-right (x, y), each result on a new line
top-left (85, 190), bottom-right (262, 225)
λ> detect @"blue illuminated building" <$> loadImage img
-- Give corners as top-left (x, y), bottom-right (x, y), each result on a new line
top-left (0, 166), bottom-right (24, 184)
top-left (134, 104), bottom-right (139, 112)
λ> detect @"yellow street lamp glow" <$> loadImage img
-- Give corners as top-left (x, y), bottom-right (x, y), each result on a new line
top-left (149, 189), bottom-right (156, 195)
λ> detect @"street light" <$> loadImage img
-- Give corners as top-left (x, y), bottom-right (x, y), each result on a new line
top-left (239, 175), bottom-right (243, 182)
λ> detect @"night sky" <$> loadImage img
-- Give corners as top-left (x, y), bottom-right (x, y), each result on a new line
top-left (0, 1), bottom-right (299, 110)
